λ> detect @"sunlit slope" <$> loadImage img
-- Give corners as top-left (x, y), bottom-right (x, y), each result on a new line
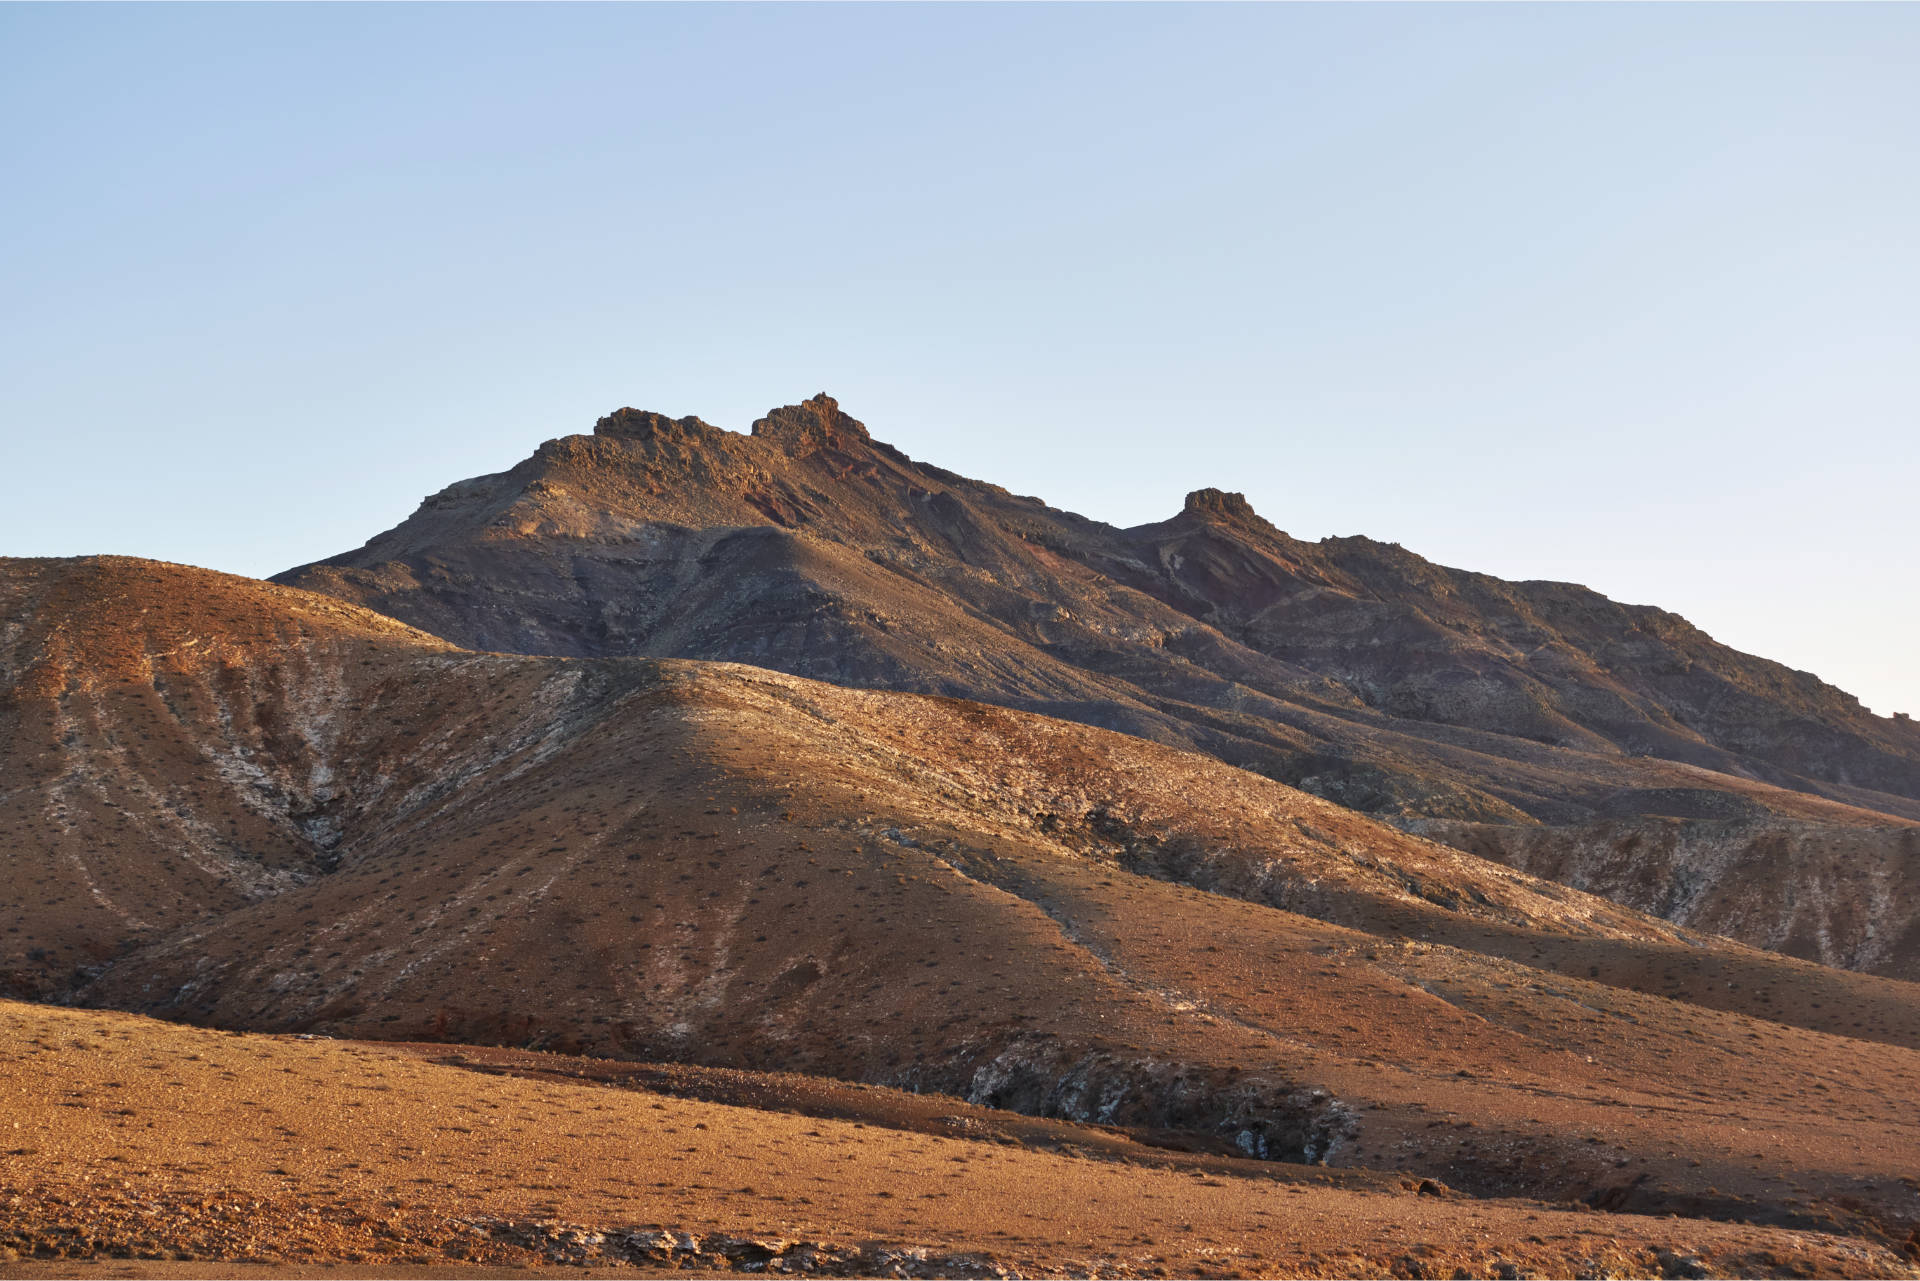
top-left (10, 1000), bottom-right (1913, 1278)
top-left (1, 555), bottom-right (458, 996)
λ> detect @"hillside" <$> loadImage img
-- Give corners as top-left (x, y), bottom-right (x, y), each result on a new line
top-left (6, 555), bottom-right (1920, 1269)
top-left (274, 395), bottom-right (1920, 974)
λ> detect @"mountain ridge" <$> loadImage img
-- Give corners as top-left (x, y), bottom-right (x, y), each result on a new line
top-left (290, 394), bottom-right (1918, 797)
top-left (274, 396), bottom-right (1920, 976)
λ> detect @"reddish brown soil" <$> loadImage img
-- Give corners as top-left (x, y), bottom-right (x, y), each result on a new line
top-left (4, 1002), bottom-right (1914, 1279)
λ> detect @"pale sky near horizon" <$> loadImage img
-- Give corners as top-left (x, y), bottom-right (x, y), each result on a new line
top-left (3, 4), bottom-right (1915, 715)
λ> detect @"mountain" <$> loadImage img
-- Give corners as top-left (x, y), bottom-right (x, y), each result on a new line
top-left (277, 394), bottom-right (1920, 976)
top-left (8, 554), bottom-right (1920, 1266)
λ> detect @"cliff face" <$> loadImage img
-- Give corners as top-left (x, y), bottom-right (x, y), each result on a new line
top-left (275, 395), bottom-right (1920, 972)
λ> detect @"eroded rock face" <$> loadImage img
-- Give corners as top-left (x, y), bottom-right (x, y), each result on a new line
top-left (271, 396), bottom-right (1920, 971)
top-left (1411, 816), bottom-right (1920, 982)
top-left (592, 407), bottom-right (723, 443)
top-left (948, 1036), bottom-right (1355, 1165)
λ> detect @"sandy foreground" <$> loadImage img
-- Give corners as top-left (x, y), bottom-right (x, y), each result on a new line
top-left (2, 1002), bottom-right (1912, 1280)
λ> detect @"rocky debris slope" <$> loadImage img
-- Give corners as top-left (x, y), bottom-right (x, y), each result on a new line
top-left (275, 395), bottom-right (1920, 975)
top-left (1410, 815), bottom-right (1920, 982)
top-left (8, 557), bottom-right (1920, 1248)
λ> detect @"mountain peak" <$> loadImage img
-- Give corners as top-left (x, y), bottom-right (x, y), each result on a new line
top-left (593, 408), bottom-right (721, 441)
top-left (1183, 487), bottom-right (1268, 528)
top-left (751, 394), bottom-right (871, 456)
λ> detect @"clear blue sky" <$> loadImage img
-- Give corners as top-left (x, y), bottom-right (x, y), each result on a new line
top-left (4, 4), bottom-right (1915, 715)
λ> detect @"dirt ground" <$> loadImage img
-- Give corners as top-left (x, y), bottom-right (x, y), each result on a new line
top-left (4, 1002), bottom-right (1914, 1280)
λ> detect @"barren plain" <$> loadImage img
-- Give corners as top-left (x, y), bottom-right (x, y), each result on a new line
top-left (4, 1003), bottom-right (1917, 1279)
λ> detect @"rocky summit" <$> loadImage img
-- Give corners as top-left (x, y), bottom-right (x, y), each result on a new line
top-left (280, 394), bottom-right (1920, 978)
